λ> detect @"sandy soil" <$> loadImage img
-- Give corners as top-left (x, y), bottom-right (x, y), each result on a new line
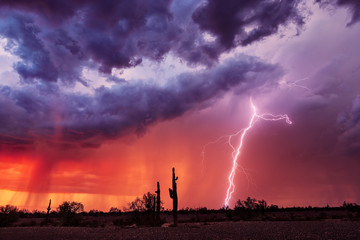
top-left (1, 221), bottom-right (360, 240)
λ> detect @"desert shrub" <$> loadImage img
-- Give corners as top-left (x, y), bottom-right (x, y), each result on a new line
top-left (343, 201), bottom-right (359, 212)
top-left (128, 192), bottom-right (156, 213)
top-left (234, 197), bottom-right (270, 220)
top-left (234, 198), bottom-right (255, 220)
top-left (195, 207), bottom-right (208, 214)
top-left (88, 209), bottom-right (105, 216)
top-left (0, 205), bottom-right (19, 227)
top-left (18, 209), bottom-right (31, 218)
top-left (126, 192), bottom-right (164, 226)
top-left (109, 207), bottom-right (122, 216)
top-left (31, 210), bottom-right (46, 218)
top-left (57, 201), bottom-right (84, 226)
top-left (179, 207), bottom-right (191, 214)
top-left (268, 204), bottom-right (279, 211)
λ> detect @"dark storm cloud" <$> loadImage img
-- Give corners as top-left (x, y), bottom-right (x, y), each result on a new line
top-left (0, 0), bottom-right (305, 84)
top-left (0, 82), bottom-right (62, 150)
top-left (0, 0), bottom-right (356, 86)
top-left (0, 0), bottom-right (177, 82)
top-left (0, 0), bottom-right (305, 149)
top-left (0, 12), bottom-right (58, 83)
top-left (0, 0), bottom-right (174, 84)
top-left (316, 0), bottom-right (360, 26)
top-left (192, 0), bottom-right (304, 48)
top-left (2, 0), bottom-right (356, 150)
top-left (0, 55), bottom-right (281, 148)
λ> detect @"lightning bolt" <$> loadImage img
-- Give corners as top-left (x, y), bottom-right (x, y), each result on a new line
top-left (206, 98), bottom-right (292, 208)
top-left (223, 99), bottom-right (292, 207)
top-left (281, 77), bottom-right (312, 93)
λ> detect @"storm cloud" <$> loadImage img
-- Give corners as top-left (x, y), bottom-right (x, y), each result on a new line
top-left (316, 0), bottom-right (360, 25)
top-left (0, 0), bottom-right (357, 150)
top-left (0, 55), bottom-right (281, 149)
top-left (0, 0), bottom-right (305, 84)
top-left (192, 0), bottom-right (304, 48)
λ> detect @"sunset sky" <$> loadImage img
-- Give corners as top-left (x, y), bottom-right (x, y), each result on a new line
top-left (1, 0), bottom-right (360, 211)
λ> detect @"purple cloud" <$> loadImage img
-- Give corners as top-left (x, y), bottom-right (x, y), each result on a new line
top-left (0, 0), bottom-right (305, 84)
top-left (0, 55), bottom-right (281, 149)
top-left (316, 0), bottom-right (360, 26)
top-left (0, 0), bottom-right (358, 151)
top-left (192, 0), bottom-right (304, 48)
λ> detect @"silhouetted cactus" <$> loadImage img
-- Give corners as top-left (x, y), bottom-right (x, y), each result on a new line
top-left (155, 181), bottom-right (161, 224)
top-left (169, 167), bottom-right (178, 226)
top-left (46, 199), bottom-right (51, 223)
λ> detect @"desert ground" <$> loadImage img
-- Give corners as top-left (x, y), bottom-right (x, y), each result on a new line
top-left (1, 221), bottom-right (360, 240)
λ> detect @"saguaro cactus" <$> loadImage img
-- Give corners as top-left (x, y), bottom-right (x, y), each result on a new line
top-left (155, 181), bottom-right (161, 224)
top-left (46, 199), bottom-right (51, 223)
top-left (169, 167), bottom-right (178, 226)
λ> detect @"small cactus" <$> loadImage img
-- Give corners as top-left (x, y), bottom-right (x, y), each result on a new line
top-left (46, 199), bottom-right (51, 223)
top-left (155, 181), bottom-right (161, 224)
